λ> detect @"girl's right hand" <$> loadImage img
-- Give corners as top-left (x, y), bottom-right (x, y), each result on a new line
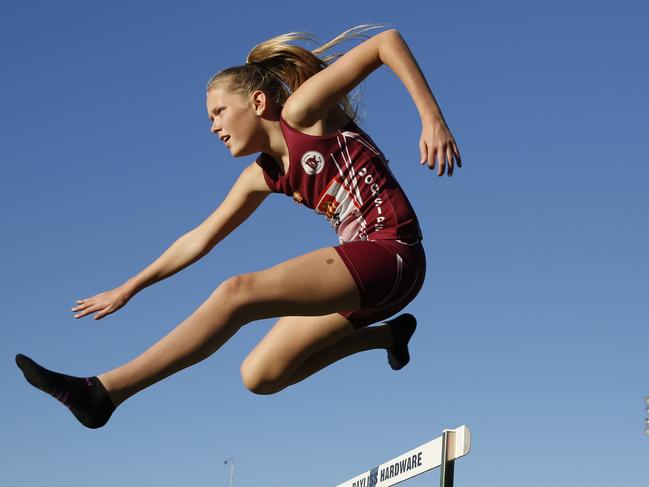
top-left (71, 286), bottom-right (132, 321)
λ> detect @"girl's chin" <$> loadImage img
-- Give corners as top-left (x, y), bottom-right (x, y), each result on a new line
top-left (231, 146), bottom-right (255, 158)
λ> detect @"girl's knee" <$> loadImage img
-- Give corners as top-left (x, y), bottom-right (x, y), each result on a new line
top-left (211, 274), bottom-right (258, 318)
top-left (214, 274), bottom-right (251, 300)
top-left (239, 358), bottom-right (284, 395)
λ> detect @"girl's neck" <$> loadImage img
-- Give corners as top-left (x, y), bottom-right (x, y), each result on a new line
top-left (260, 118), bottom-right (289, 171)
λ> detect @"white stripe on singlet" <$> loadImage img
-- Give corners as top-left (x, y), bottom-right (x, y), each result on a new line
top-left (376, 253), bottom-right (404, 307)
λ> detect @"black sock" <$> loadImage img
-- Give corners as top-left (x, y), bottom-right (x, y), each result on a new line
top-left (386, 313), bottom-right (417, 370)
top-left (15, 354), bottom-right (115, 429)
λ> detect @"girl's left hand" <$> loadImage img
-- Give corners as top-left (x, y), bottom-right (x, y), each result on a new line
top-left (419, 115), bottom-right (462, 176)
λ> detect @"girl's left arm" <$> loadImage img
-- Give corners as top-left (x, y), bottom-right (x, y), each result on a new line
top-left (284, 29), bottom-right (461, 176)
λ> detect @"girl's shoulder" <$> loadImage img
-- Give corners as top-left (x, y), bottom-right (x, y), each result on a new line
top-left (280, 105), bottom-right (352, 138)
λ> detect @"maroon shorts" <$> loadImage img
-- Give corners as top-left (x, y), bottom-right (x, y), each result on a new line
top-left (334, 239), bottom-right (426, 329)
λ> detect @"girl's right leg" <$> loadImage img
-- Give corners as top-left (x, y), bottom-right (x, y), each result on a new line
top-left (96, 246), bottom-right (365, 407)
top-left (16, 246), bottom-right (363, 428)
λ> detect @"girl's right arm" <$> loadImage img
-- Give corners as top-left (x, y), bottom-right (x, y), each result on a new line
top-left (72, 162), bottom-right (271, 320)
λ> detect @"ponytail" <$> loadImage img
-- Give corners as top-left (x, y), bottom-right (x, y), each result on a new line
top-left (206, 24), bottom-right (386, 123)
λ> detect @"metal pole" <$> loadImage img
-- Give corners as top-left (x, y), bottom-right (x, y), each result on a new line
top-left (439, 430), bottom-right (455, 487)
top-left (223, 457), bottom-right (234, 487)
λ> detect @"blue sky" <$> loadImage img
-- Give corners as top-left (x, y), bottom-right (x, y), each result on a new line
top-left (2, 1), bottom-right (648, 486)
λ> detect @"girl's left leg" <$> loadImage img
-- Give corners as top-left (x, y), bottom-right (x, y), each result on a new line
top-left (240, 314), bottom-right (379, 394)
top-left (240, 313), bottom-right (414, 395)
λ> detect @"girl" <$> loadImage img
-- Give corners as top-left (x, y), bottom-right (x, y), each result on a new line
top-left (16, 25), bottom-right (461, 428)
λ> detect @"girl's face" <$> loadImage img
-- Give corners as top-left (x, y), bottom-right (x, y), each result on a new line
top-left (206, 86), bottom-right (262, 157)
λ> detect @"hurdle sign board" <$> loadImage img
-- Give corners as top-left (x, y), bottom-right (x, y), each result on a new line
top-left (336, 425), bottom-right (471, 487)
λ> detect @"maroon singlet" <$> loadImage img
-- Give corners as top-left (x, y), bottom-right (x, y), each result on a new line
top-left (256, 115), bottom-right (426, 328)
top-left (256, 115), bottom-right (423, 244)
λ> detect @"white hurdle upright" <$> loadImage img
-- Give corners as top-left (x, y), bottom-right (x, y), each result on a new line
top-left (335, 425), bottom-right (471, 487)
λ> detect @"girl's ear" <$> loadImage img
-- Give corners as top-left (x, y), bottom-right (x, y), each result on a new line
top-left (250, 90), bottom-right (267, 115)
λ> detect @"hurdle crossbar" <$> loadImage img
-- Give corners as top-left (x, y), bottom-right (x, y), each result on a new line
top-left (335, 425), bottom-right (471, 487)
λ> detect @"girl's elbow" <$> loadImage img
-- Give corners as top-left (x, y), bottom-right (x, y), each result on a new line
top-left (382, 28), bottom-right (402, 39)
top-left (378, 29), bottom-right (405, 52)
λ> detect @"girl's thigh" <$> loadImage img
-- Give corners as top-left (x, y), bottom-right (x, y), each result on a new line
top-left (231, 246), bottom-right (362, 321)
top-left (241, 313), bottom-right (354, 382)
top-left (333, 239), bottom-right (427, 329)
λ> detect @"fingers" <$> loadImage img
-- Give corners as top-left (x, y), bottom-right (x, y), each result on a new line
top-left (429, 144), bottom-right (447, 177)
top-left (438, 143), bottom-right (448, 177)
top-left (446, 144), bottom-right (454, 177)
top-left (93, 305), bottom-right (113, 320)
top-left (420, 140), bottom-right (461, 177)
top-left (73, 302), bottom-right (102, 319)
top-left (72, 297), bottom-right (109, 319)
top-left (427, 144), bottom-right (436, 171)
top-left (419, 139), bottom-right (427, 165)
top-left (453, 140), bottom-right (462, 168)
top-left (71, 299), bottom-right (92, 312)
top-left (71, 301), bottom-right (93, 317)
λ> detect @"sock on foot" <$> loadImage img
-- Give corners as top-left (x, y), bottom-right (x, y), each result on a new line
top-left (386, 313), bottom-right (417, 370)
top-left (15, 354), bottom-right (115, 429)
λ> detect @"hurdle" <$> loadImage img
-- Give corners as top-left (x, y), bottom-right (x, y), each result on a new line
top-left (335, 425), bottom-right (471, 487)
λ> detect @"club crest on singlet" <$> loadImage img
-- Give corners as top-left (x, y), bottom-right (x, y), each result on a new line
top-left (300, 151), bottom-right (325, 175)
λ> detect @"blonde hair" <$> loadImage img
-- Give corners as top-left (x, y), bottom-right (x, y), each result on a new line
top-left (206, 24), bottom-right (386, 123)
